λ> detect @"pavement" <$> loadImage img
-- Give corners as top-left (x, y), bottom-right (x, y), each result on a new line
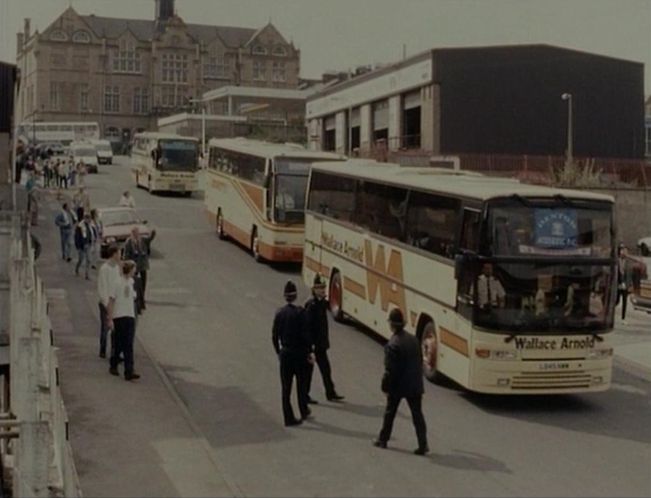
top-left (26, 159), bottom-right (651, 497)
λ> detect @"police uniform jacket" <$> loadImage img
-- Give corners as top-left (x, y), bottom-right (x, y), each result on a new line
top-left (304, 296), bottom-right (329, 351)
top-left (272, 303), bottom-right (310, 356)
top-left (381, 329), bottom-right (424, 398)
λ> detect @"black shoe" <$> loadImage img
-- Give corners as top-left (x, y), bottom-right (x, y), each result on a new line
top-left (125, 373), bottom-right (141, 381)
top-left (414, 446), bottom-right (430, 456)
top-left (327, 393), bottom-right (345, 402)
top-left (285, 419), bottom-right (303, 427)
top-left (99, 352), bottom-right (106, 359)
top-left (91, 265), bottom-right (97, 270)
top-left (307, 397), bottom-right (319, 405)
top-left (109, 367), bottom-right (119, 376)
top-left (66, 257), bottom-right (71, 262)
top-left (373, 439), bottom-right (387, 449)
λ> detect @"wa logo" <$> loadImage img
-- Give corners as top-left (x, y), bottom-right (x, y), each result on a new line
top-left (364, 240), bottom-right (406, 313)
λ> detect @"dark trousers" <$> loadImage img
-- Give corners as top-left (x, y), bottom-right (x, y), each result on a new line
top-left (617, 289), bottom-right (629, 320)
top-left (280, 351), bottom-right (309, 424)
top-left (110, 317), bottom-right (135, 377)
top-left (306, 349), bottom-right (336, 398)
top-left (98, 303), bottom-right (115, 356)
top-left (378, 394), bottom-right (428, 449)
top-left (135, 270), bottom-right (147, 311)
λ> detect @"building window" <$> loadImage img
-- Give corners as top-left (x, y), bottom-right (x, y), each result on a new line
top-left (133, 87), bottom-right (149, 114)
top-left (161, 86), bottom-right (186, 108)
top-left (106, 126), bottom-right (120, 139)
top-left (162, 54), bottom-right (189, 83)
top-left (50, 30), bottom-right (68, 42)
top-left (104, 86), bottom-right (120, 113)
top-left (203, 55), bottom-right (228, 79)
top-left (272, 61), bottom-right (286, 82)
top-left (50, 82), bottom-right (61, 110)
top-left (252, 45), bottom-right (267, 55)
top-left (50, 52), bottom-right (67, 67)
top-left (72, 31), bottom-right (91, 43)
top-left (253, 61), bottom-right (266, 81)
top-left (113, 40), bottom-right (141, 73)
top-left (79, 84), bottom-right (89, 112)
top-left (272, 46), bottom-right (287, 57)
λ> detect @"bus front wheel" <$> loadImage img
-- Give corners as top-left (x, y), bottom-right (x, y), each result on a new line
top-left (217, 211), bottom-right (227, 240)
top-left (329, 271), bottom-right (344, 322)
top-left (419, 321), bottom-right (442, 384)
top-left (251, 230), bottom-right (263, 263)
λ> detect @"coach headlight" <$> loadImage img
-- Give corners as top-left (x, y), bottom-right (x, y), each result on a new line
top-left (105, 237), bottom-right (116, 244)
top-left (587, 348), bottom-right (613, 359)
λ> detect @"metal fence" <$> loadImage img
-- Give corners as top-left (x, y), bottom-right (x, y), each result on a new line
top-left (2, 213), bottom-right (81, 497)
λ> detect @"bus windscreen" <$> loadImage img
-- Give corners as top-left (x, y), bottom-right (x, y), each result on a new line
top-left (159, 140), bottom-right (198, 171)
top-left (273, 159), bottom-right (311, 224)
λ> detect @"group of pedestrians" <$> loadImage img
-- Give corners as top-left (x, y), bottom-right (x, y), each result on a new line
top-left (41, 157), bottom-right (86, 189)
top-left (54, 189), bottom-right (102, 280)
top-left (272, 275), bottom-right (429, 456)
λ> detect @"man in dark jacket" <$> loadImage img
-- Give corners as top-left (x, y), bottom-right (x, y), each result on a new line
top-left (272, 280), bottom-right (313, 426)
top-left (374, 308), bottom-right (429, 455)
top-left (123, 227), bottom-right (155, 314)
top-left (305, 274), bottom-right (344, 403)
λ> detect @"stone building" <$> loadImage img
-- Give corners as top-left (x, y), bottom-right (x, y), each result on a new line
top-left (15, 0), bottom-right (300, 149)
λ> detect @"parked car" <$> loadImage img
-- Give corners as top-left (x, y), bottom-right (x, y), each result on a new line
top-left (98, 206), bottom-right (156, 258)
top-left (36, 141), bottom-right (66, 157)
top-left (93, 139), bottom-right (114, 165)
top-left (70, 142), bottom-right (99, 173)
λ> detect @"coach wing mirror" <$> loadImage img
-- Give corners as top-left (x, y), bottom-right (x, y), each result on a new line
top-left (454, 252), bottom-right (474, 280)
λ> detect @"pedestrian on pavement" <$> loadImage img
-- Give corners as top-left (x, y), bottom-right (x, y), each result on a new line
top-left (26, 175), bottom-right (39, 226)
top-left (107, 260), bottom-right (140, 381)
top-left (74, 213), bottom-right (93, 279)
top-left (77, 161), bottom-right (87, 187)
top-left (89, 208), bottom-right (103, 269)
top-left (123, 226), bottom-right (151, 313)
top-left (373, 308), bottom-right (429, 456)
top-left (304, 273), bottom-right (344, 404)
top-left (272, 280), bottom-right (313, 426)
top-left (119, 190), bottom-right (136, 208)
top-left (97, 245), bottom-right (121, 359)
top-left (617, 244), bottom-right (634, 323)
top-left (43, 159), bottom-right (51, 188)
top-left (72, 187), bottom-right (91, 221)
top-left (68, 159), bottom-right (77, 187)
top-left (54, 202), bottom-right (76, 262)
top-left (59, 160), bottom-right (69, 189)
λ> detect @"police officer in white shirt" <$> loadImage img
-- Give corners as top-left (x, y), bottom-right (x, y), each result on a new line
top-left (97, 245), bottom-right (121, 359)
top-left (476, 263), bottom-right (506, 310)
top-left (107, 260), bottom-right (140, 381)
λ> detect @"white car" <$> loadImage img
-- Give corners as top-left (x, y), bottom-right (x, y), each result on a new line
top-left (70, 142), bottom-right (99, 174)
top-left (93, 139), bottom-right (114, 165)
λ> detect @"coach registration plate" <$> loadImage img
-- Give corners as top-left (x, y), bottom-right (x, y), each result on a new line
top-left (539, 362), bottom-right (570, 370)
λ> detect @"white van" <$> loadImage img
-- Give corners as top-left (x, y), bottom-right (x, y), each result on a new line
top-left (93, 139), bottom-right (114, 165)
top-left (70, 142), bottom-right (99, 174)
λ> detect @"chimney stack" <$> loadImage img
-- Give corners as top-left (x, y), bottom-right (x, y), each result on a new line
top-left (155, 0), bottom-right (175, 22)
top-left (24, 18), bottom-right (31, 39)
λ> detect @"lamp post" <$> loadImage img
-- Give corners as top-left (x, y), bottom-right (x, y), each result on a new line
top-left (561, 93), bottom-right (573, 166)
top-left (189, 97), bottom-right (208, 157)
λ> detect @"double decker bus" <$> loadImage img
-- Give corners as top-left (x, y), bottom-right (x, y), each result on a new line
top-left (19, 121), bottom-right (99, 145)
top-left (205, 138), bottom-right (344, 262)
top-left (131, 132), bottom-right (200, 195)
top-left (303, 160), bottom-right (617, 394)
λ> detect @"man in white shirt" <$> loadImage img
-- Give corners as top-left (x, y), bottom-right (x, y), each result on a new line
top-left (107, 260), bottom-right (140, 381)
top-left (476, 263), bottom-right (506, 311)
top-left (119, 190), bottom-right (136, 208)
top-left (97, 245), bottom-right (121, 359)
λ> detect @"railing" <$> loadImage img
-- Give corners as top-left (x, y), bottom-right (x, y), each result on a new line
top-left (2, 213), bottom-right (81, 497)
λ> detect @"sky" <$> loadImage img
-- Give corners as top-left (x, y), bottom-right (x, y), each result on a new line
top-left (1, 0), bottom-right (650, 94)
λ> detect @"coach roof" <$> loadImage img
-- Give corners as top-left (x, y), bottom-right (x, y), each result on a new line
top-left (208, 138), bottom-right (346, 161)
top-left (311, 159), bottom-right (614, 203)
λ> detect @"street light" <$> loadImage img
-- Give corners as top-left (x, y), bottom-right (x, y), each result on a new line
top-left (561, 93), bottom-right (573, 166)
top-left (189, 97), bottom-right (208, 157)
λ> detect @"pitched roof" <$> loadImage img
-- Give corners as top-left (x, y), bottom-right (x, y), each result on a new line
top-left (80, 14), bottom-right (256, 47)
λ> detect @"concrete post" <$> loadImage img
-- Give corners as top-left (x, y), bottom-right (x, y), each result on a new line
top-left (359, 104), bottom-right (372, 155)
top-left (388, 95), bottom-right (402, 151)
top-left (335, 111), bottom-right (347, 155)
top-left (15, 421), bottom-right (50, 498)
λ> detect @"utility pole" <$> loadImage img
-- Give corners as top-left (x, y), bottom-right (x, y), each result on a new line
top-left (561, 93), bottom-right (573, 166)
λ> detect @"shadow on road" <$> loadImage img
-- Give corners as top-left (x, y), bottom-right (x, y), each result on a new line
top-left (462, 368), bottom-right (651, 444)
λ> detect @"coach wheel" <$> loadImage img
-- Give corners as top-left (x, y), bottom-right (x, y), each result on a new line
top-left (419, 321), bottom-right (442, 384)
top-left (251, 230), bottom-right (263, 263)
top-left (329, 271), bottom-right (344, 322)
top-left (217, 211), bottom-right (226, 240)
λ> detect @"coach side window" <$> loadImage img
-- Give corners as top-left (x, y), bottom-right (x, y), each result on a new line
top-left (406, 191), bottom-right (460, 259)
top-left (353, 181), bottom-right (408, 241)
top-left (308, 172), bottom-right (355, 222)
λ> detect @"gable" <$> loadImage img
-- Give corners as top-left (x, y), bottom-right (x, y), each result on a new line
top-left (42, 7), bottom-right (99, 44)
top-left (246, 23), bottom-right (290, 49)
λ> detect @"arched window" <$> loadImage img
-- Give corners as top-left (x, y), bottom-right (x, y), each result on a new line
top-left (50, 30), bottom-right (68, 42)
top-left (252, 45), bottom-right (267, 55)
top-left (272, 46), bottom-right (287, 57)
top-left (72, 31), bottom-right (91, 43)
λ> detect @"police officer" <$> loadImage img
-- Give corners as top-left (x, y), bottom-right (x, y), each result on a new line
top-left (373, 308), bottom-right (429, 455)
top-left (305, 274), bottom-right (344, 404)
top-left (272, 280), bottom-right (313, 427)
